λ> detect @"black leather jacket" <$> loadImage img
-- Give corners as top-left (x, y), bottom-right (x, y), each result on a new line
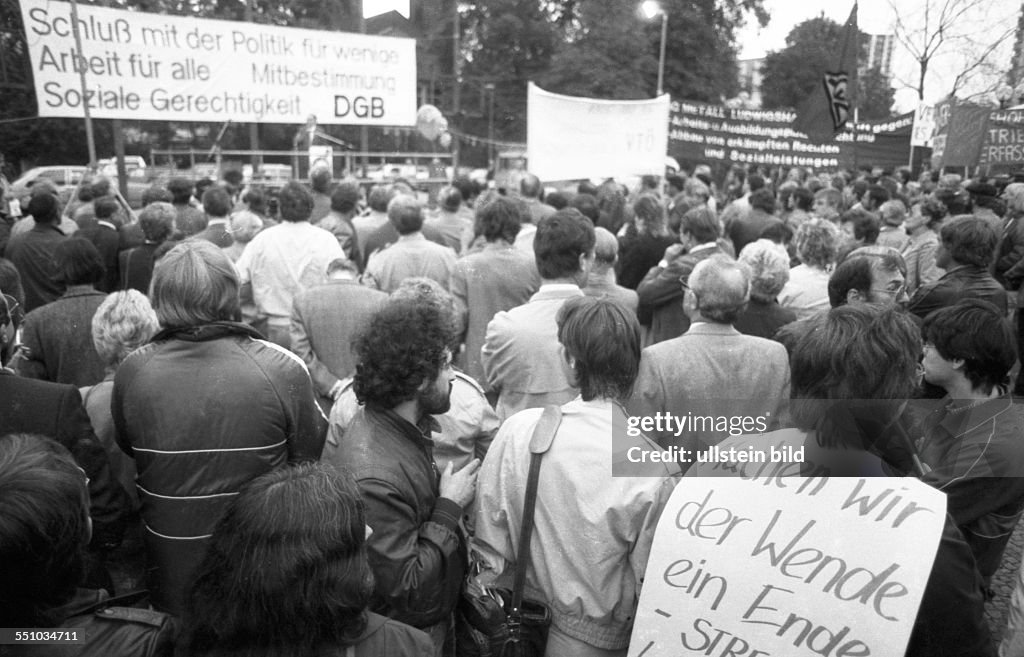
top-left (908, 265), bottom-right (1008, 319)
top-left (339, 406), bottom-right (466, 630)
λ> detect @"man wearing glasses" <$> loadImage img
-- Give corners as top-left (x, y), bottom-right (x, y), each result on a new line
top-left (827, 245), bottom-right (910, 309)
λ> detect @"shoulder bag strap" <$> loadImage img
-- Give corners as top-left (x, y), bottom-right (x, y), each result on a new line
top-left (509, 405), bottom-right (562, 617)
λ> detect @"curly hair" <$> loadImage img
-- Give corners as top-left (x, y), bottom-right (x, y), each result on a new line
top-left (352, 301), bottom-right (453, 408)
top-left (795, 217), bottom-right (839, 269)
top-left (92, 290), bottom-right (160, 370)
top-left (391, 277), bottom-right (461, 353)
top-left (739, 239), bottom-right (790, 302)
top-left (178, 463), bottom-right (375, 656)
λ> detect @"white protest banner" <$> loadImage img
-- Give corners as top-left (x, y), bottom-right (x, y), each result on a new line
top-left (527, 82), bottom-right (669, 181)
top-left (18, 0), bottom-right (416, 125)
top-left (911, 103), bottom-right (935, 148)
top-left (628, 476), bottom-right (945, 657)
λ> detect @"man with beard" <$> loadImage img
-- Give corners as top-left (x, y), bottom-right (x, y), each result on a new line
top-left (337, 299), bottom-right (480, 655)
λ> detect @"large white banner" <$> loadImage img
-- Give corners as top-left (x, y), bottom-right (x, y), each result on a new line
top-left (527, 82), bottom-right (669, 181)
top-left (628, 475), bottom-right (945, 657)
top-left (19, 0), bottom-right (417, 125)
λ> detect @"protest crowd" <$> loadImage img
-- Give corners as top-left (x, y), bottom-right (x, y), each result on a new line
top-left (5, 156), bottom-right (1024, 657)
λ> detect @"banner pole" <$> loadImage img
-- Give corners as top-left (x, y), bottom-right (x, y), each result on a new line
top-left (68, 0), bottom-right (96, 166)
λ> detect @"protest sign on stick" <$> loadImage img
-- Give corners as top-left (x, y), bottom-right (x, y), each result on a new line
top-left (629, 475), bottom-right (945, 657)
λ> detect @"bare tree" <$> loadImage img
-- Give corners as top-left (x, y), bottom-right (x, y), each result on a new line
top-left (889, 0), bottom-right (1016, 101)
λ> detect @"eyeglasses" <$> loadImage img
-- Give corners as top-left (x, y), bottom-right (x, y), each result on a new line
top-left (870, 283), bottom-right (907, 298)
top-left (678, 276), bottom-right (700, 302)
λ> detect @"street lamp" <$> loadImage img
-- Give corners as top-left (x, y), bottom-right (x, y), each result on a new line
top-left (641, 1), bottom-right (667, 97)
top-left (484, 83), bottom-right (496, 170)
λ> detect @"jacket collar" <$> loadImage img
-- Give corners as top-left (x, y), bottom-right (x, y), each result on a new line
top-left (31, 221), bottom-right (65, 236)
top-left (151, 321), bottom-right (264, 343)
top-left (683, 322), bottom-right (740, 336)
top-left (62, 284), bottom-right (102, 299)
top-left (365, 405), bottom-right (440, 448)
top-left (530, 283), bottom-right (583, 303)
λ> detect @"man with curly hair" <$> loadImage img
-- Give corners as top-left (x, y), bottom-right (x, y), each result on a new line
top-left (337, 299), bottom-right (480, 655)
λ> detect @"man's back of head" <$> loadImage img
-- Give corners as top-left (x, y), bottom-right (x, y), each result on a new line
top-left (93, 196), bottom-right (121, 225)
top-left (686, 254), bottom-right (751, 324)
top-left (367, 185), bottom-right (394, 214)
top-left (352, 301), bottom-right (452, 410)
top-left (437, 186), bottom-right (462, 213)
top-left (940, 215), bottom-right (998, 270)
top-left (387, 195), bottom-right (424, 236)
top-left (879, 200), bottom-right (906, 226)
top-left (202, 186), bottom-right (232, 220)
top-left (167, 178), bottom-right (194, 206)
top-left (520, 173), bottom-right (543, 200)
top-left (478, 196), bottom-right (523, 244)
top-left (310, 167), bottom-right (332, 194)
top-left (569, 193), bottom-right (599, 223)
top-left (330, 182), bottom-right (361, 216)
top-left (534, 209), bottom-right (596, 282)
top-left (278, 181), bottom-right (314, 223)
top-left (27, 193), bottom-right (60, 225)
top-left (591, 227), bottom-right (619, 274)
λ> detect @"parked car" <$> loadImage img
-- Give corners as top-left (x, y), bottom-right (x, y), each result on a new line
top-left (9, 165), bottom-right (89, 208)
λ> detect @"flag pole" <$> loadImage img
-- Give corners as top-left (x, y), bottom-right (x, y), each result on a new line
top-left (850, 3), bottom-right (860, 174)
top-left (853, 107), bottom-right (859, 173)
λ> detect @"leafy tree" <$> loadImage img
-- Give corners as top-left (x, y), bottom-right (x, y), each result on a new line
top-left (539, 0), bottom-right (767, 103)
top-left (856, 66), bottom-right (895, 120)
top-left (761, 15), bottom-right (894, 119)
top-left (540, 1), bottom-right (658, 100)
top-left (658, 0), bottom-right (768, 103)
top-left (460, 0), bottom-right (559, 141)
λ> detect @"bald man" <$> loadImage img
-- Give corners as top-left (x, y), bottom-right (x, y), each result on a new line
top-left (519, 173), bottom-right (556, 225)
top-left (581, 227), bottom-right (638, 313)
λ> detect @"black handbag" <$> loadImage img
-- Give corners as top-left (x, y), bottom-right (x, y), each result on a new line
top-left (457, 405), bottom-right (561, 657)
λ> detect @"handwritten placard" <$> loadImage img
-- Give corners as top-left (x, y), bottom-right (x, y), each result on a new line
top-left (628, 475), bottom-right (945, 657)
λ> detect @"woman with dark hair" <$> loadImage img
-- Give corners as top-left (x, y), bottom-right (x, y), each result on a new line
top-left (14, 237), bottom-right (106, 386)
top-left (177, 462), bottom-right (431, 656)
top-left (615, 193), bottom-right (675, 290)
top-left (474, 296), bottom-right (678, 657)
